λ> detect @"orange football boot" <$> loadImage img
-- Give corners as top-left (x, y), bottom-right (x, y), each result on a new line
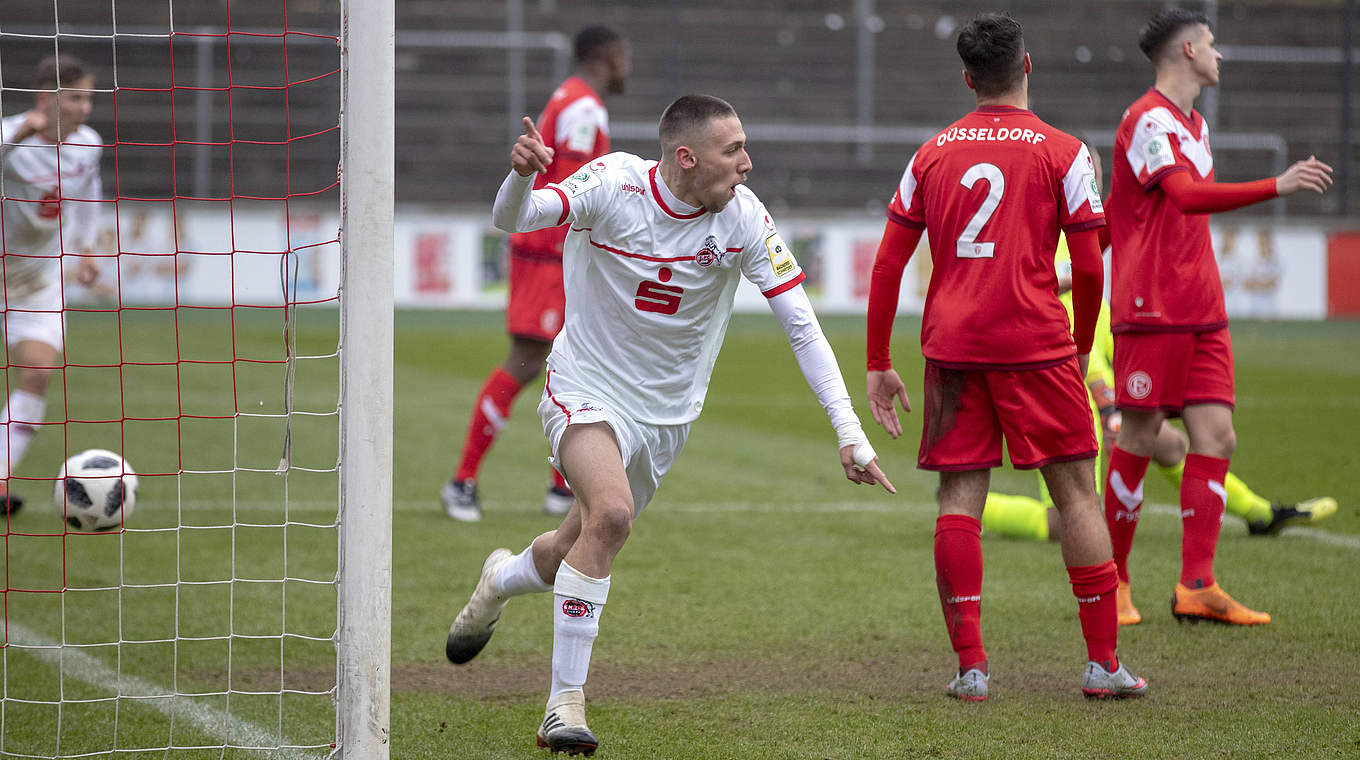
top-left (1117, 580), bottom-right (1141, 626)
top-left (1171, 582), bottom-right (1271, 625)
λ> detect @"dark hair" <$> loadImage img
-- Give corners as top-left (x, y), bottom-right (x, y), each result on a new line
top-left (956, 13), bottom-right (1026, 98)
top-left (33, 55), bottom-right (89, 90)
top-left (574, 25), bottom-right (623, 64)
top-left (1138, 8), bottom-right (1210, 61)
top-left (659, 94), bottom-right (737, 153)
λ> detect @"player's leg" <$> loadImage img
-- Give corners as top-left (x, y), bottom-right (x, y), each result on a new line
top-left (444, 505), bottom-right (579, 665)
top-left (2, 337), bottom-right (61, 515)
top-left (1172, 402), bottom-right (1269, 624)
top-left (936, 469), bottom-right (990, 701)
top-left (1153, 419), bottom-right (1337, 534)
top-left (442, 336), bottom-right (551, 520)
top-left (1171, 327), bottom-right (1269, 625)
top-left (1042, 458), bottom-right (1147, 698)
top-left (918, 363), bottom-right (998, 701)
top-left (532, 421), bottom-right (632, 755)
top-left (980, 490), bottom-right (1050, 541)
top-left (443, 251), bottom-right (563, 521)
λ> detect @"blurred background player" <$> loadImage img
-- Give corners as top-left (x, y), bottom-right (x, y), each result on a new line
top-left (866, 13), bottom-right (1144, 701)
top-left (446, 96), bottom-right (892, 755)
top-left (441, 25), bottom-right (631, 521)
top-left (1103, 8), bottom-right (1332, 626)
top-left (1, 55), bottom-right (103, 515)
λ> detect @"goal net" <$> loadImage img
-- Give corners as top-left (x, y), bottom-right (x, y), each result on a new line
top-left (1, 1), bottom-right (391, 757)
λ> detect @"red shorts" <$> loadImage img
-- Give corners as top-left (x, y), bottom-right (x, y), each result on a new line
top-left (918, 358), bottom-right (1098, 471)
top-left (506, 250), bottom-right (565, 342)
top-left (1112, 328), bottom-right (1235, 414)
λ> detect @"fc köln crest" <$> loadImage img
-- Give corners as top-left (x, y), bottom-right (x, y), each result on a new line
top-left (696, 235), bottom-right (724, 267)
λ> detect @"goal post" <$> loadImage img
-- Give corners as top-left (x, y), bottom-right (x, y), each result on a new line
top-left (336, 0), bottom-right (394, 758)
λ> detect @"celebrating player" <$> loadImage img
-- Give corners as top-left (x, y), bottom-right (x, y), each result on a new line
top-left (442, 26), bottom-right (631, 522)
top-left (1, 55), bottom-right (103, 515)
top-left (445, 95), bottom-right (893, 755)
top-left (866, 13), bottom-right (1145, 701)
top-left (1102, 8), bottom-right (1332, 626)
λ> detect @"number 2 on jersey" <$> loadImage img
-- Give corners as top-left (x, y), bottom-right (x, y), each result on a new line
top-left (956, 162), bottom-right (1004, 259)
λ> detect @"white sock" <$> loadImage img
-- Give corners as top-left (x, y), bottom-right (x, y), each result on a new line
top-left (492, 544), bottom-right (554, 597)
top-left (550, 561), bottom-right (610, 701)
top-left (0, 390), bottom-right (45, 481)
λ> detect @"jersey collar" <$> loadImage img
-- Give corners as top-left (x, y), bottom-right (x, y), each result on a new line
top-left (974, 105), bottom-right (1032, 116)
top-left (1148, 87), bottom-right (1201, 131)
top-left (649, 164), bottom-right (707, 220)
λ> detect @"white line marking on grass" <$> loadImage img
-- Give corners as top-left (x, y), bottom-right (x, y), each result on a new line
top-left (5, 622), bottom-right (325, 759)
top-left (1142, 503), bottom-right (1357, 550)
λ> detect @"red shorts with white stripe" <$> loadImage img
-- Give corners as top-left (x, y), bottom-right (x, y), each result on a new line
top-left (918, 357), bottom-right (1097, 471)
top-left (1112, 328), bottom-right (1235, 414)
top-left (506, 248), bottom-right (566, 342)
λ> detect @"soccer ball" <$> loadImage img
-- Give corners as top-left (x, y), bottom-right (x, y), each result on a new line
top-left (53, 449), bottom-right (139, 532)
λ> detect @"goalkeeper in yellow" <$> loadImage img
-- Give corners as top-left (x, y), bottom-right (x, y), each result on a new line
top-left (981, 237), bottom-right (1337, 625)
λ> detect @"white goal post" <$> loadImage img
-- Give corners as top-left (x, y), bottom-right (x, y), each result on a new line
top-left (336, 0), bottom-right (394, 758)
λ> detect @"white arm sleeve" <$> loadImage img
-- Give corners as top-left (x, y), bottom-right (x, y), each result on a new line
top-left (491, 170), bottom-right (567, 234)
top-left (72, 160), bottom-right (103, 253)
top-left (768, 284), bottom-right (877, 467)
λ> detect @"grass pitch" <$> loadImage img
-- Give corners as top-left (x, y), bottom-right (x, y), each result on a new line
top-left (4, 308), bottom-right (1358, 758)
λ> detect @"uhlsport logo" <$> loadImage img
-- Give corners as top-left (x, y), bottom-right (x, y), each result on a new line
top-left (1126, 371), bottom-right (1152, 400)
top-left (562, 598), bottom-right (594, 618)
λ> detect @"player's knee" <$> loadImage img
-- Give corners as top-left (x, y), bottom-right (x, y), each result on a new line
top-left (584, 498), bottom-right (633, 545)
top-left (1155, 428), bottom-right (1188, 466)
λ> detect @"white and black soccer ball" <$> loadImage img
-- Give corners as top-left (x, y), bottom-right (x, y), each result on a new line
top-left (53, 450), bottom-right (139, 532)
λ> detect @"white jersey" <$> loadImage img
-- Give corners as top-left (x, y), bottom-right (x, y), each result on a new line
top-left (1, 115), bottom-right (103, 294)
top-left (547, 151), bottom-right (805, 425)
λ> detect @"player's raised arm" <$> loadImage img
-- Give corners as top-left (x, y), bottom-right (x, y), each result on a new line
top-left (766, 284), bottom-right (895, 494)
top-left (492, 117), bottom-right (569, 234)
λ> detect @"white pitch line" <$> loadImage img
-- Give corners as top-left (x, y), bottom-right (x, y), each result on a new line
top-left (4, 622), bottom-right (324, 759)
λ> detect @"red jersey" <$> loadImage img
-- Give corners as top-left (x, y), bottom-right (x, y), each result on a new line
top-left (510, 76), bottom-right (610, 258)
top-left (887, 106), bottom-right (1105, 367)
top-left (1108, 88), bottom-right (1225, 333)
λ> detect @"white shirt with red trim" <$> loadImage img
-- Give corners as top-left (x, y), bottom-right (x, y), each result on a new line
top-left (549, 151), bottom-right (806, 424)
top-left (1, 115), bottom-right (103, 295)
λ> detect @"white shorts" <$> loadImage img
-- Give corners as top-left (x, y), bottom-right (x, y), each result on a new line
top-left (538, 367), bottom-right (690, 517)
top-left (3, 280), bottom-right (65, 350)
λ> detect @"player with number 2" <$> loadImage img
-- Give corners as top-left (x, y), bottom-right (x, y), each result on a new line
top-left (865, 13), bottom-right (1145, 701)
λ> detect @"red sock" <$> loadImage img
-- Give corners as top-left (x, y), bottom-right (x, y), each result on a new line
top-left (1179, 453), bottom-right (1230, 589)
top-left (454, 367), bottom-right (523, 482)
top-left (1068, 560), bottom-right (1119, 671)
top-left (934, 514), bottom-right (986, 670)
top-left (551, 467), bottom-right (571, 493)
top-left (1104, 446), bottom-right (1150, 584)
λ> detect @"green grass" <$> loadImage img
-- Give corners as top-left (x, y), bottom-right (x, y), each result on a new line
top-left (5, 309), bottom-right (1359, 758)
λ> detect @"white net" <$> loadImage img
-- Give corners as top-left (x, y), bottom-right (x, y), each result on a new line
top-left (1, 1), bottom-right (351, 756)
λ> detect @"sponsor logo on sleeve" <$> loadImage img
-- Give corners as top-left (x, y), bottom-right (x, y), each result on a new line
top-left (1087, 175), bottom-right (1104, 213)
top-left (556, 168), bottom-right (603, 198)
top-left (1143, 134), bottom-right (1174, 173)
top-left (765, 233), bottom-right (795, 277)
top-left (763, 213), bottom-right (776, 232)
top-left (565, 121), bottom-right (598, 153)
